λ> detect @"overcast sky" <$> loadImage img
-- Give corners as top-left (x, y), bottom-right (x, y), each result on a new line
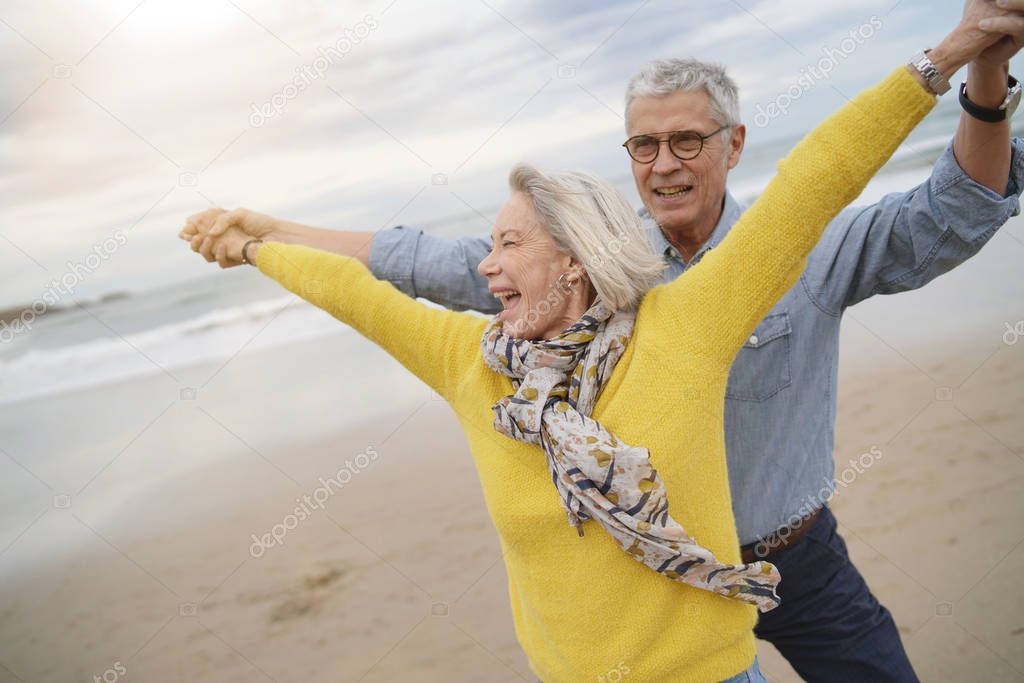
top-left (1, 0), bottom-right (1018, 308)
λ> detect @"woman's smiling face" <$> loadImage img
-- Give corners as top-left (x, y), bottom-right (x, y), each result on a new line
top-left (477, 192), bottom-right (588, 340)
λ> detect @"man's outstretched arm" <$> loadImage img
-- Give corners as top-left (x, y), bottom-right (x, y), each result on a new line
top-left (804, 54), bottom-right (1024, 313)
top-left (181, 209), bottom-right (500, 313)
top-left (368, 227), bottom-right (498, 313)
top-left (182, 208), bottom-right (377, 267)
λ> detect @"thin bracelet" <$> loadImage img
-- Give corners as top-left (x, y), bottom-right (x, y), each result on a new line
top-left (241, 239), bottom-right (264, 265)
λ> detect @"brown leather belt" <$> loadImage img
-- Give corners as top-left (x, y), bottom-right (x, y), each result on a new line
top-left (740, 507), bottom-right (823, 564)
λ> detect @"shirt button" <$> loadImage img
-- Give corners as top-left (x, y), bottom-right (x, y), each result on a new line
top-left (749, 335), bottom-right (759, 345)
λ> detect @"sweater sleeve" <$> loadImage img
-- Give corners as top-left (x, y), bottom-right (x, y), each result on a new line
top-left (646, 66), bottom-right (936, 364)
top-left (256, 241), bottom-right (484, 399)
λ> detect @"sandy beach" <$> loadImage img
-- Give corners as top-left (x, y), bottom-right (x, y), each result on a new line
top-left (1, 221), bottom-right (1022, 682)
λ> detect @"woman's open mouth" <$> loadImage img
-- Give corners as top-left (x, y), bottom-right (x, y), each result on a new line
top-left (495, 290), bottom-right (522, 318)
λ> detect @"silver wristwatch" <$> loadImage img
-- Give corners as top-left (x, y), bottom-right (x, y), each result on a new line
top-left (909, 50), bottom-right (951, 95)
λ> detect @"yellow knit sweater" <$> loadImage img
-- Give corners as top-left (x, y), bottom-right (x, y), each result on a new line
top-left (256, 67), bottom-right (934, 682)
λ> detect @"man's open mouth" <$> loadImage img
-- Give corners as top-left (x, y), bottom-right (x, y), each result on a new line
top-left (653, 185), bottom-right (693, 198)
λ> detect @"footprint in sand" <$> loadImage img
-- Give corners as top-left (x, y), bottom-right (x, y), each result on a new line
top-left (269, 567), bottom-right (346, 623)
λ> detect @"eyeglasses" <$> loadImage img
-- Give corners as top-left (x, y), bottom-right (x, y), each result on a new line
top-left (622, 125), bottom-right (732, 163)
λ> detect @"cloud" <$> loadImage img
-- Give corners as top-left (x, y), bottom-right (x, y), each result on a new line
top-left (0, 0), bottom-right (976, 307)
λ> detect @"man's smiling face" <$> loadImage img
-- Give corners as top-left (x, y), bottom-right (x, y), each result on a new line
top-left (627, 89), bottom-right (745, 236)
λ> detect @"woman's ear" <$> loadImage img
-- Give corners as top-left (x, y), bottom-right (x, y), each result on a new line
top-left (565, 254), bottom-right (588, 283)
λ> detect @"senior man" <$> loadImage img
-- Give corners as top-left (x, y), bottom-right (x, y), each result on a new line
top-left (183, 10), bottom-right (1024, 681)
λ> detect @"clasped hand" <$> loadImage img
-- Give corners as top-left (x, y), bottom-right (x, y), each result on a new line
top-left (178, 207), bottom-right (278, 268)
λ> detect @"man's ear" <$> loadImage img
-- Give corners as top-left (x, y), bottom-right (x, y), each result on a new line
top-left (727, 124), bottom-right (746, 170)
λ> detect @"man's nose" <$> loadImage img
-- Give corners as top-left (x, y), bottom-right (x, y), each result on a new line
top-left (651, 141), bottom-right (685, 176)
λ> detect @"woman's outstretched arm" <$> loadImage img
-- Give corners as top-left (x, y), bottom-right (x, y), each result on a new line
top-left (251, 241), bottom-right (485, 400)
top-left (646, 13), bottom-right (1003, 365)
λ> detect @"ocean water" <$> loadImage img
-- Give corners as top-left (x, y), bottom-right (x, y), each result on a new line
top-left (2, 102), bottom-right (1020, 405)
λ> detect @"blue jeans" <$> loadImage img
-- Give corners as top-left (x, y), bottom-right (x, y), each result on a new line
top-left (752, 505), bottom-right (918, 682)
top-left (721, 656), bottom-right (767, 682)
top-left (536, 657), bottom-right (766, 683)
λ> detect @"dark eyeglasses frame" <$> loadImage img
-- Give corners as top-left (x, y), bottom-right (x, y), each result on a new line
top-left (622, 125), bottom-right (733, 163)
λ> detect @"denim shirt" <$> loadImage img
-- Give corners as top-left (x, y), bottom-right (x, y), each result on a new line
top-left (369, 139), bottom-right (1024, 544)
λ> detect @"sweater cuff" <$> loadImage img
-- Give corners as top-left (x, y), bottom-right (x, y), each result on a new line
top-left (254, 241), bottom-right (292, 283)
top-left (884, 65), bottom-right (938, 118)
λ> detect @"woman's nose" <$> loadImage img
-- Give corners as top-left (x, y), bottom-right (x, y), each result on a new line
top-left (477, 249), bottom-right (499, 277)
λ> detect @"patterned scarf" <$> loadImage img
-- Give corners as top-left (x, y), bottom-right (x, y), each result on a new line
top-left (480, 299), bottom-right (781, 612)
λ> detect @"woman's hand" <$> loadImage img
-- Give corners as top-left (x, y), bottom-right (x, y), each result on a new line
top-left (178, 207), bottom-right (280, 268)
top-left (180, 216), bottom-right (255, 268)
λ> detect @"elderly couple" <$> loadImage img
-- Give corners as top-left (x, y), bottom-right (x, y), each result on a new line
top-left (180, 3), bottom-right (1024, 681)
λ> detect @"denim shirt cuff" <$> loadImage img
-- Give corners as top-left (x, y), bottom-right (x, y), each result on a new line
top-left (934, 137), bottom-right (1024, 218)
top-left (368, 226), bottom-right (420, 298)
top-left (1006, 137), bottom-right (1024, 212)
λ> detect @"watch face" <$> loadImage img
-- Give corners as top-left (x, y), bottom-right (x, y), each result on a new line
top-left (1003, 87), bottom-right (1019, 116)
top-left (1004, 83), bottom-right (1022, 116)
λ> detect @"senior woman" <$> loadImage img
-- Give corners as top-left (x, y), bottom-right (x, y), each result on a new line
top-left (181, 17), bottom-right (1006, 683)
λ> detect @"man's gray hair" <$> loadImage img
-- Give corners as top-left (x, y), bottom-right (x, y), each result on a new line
top-left (624, 58), bottom-right (741, 132)
top-left (509, 163), bottom-right (665, 312)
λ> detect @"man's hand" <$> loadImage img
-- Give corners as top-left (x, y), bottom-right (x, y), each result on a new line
top-left (178, 207), bottom-right (280, 268)
top-left (975, 0), bottom-right (1024, 66)
top-left (925, 1), bottom-right (1010, 81)
top-left (178, 211), bottom-right (256, 268)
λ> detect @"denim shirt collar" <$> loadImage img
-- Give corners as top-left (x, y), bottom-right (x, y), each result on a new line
top-left (641, 192), bottom-right (744, 269)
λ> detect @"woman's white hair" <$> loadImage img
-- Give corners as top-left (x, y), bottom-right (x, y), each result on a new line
top-left (508, 163), bottom-right (664, 312)
top-left (624, 58), bottom-right (741, 134)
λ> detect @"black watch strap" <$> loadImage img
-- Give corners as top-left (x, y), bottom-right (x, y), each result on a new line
top-left (959, 75), bottom-right (1019, 123)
